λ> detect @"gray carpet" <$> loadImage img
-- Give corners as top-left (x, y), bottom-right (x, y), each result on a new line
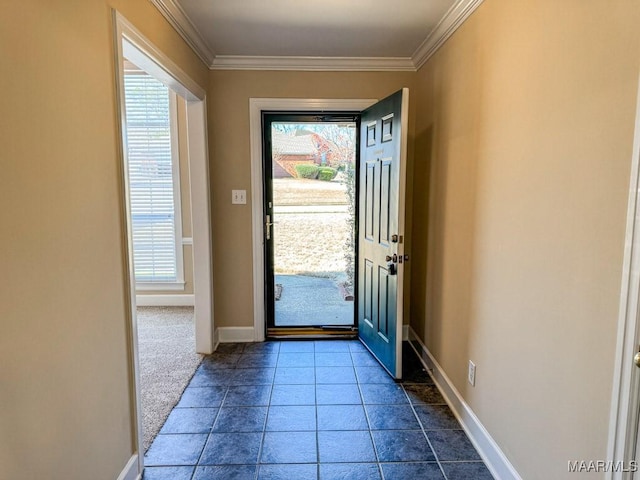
top-left (137, 306), bottom-right (203, 451)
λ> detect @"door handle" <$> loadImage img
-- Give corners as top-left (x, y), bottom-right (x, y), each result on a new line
top-left (265, 215), bottom-right (274, 240)
top-left (634, 351), bottom-right (640, 368)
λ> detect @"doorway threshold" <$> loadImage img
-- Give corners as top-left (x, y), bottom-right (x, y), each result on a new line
top-left (267, 326), bottom-right (357, 340)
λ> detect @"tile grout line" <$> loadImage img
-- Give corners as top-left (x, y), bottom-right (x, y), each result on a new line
top-left (402, 381), bottom-right (450, 480)
top-left (188, 347), bottom-right (235, 479)
top-left (253, 342), bottom-right (280, 479)
top-left (349, 343), bottom-right (386, 480)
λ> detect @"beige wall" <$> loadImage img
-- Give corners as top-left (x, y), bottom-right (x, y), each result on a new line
top-left (207, 70), bottom-right (416, 328)
top-left (411, 0), bottom-right (640, 478)
top-left (0, 1), bottom-right (207, 479)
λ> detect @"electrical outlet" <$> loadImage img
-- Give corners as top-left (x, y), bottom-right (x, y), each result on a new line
top-left (232, 189), bottom-right (247, 205)
top-left (468, 360), bottom-right (476, 386)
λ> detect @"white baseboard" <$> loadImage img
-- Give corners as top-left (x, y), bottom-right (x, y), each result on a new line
top-left (135, 294), bottom-right (195, 306)
top-left (217, 326), bottom-right (256, 343)
top-left (213, 327), bottom-right (221, 351)
top-left (408, 327), bottom-right (521, 480)
top-left (117, 454), bottom-right (140, 480)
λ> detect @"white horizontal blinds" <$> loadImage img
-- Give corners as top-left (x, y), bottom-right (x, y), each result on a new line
top-left (124, 72), bottom-right (180, 283)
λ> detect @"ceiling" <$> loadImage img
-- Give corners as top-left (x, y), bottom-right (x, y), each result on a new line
top-left (151, 0), bottom-right (483, 71)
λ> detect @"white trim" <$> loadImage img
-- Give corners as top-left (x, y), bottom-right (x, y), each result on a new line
top-left (112, 12), bottom-right (145, 473)
top-left (249, 98), bottom-right (376, 342)
top-left (135, 294), bottom-right (195, 306)
top-left (412, 0), bottom-right (484, 70)
top-left (149, 0), bottom-right (215, 67)
top-left (394, 88), bottom-right (410, 378)
top-left (117, 454), bottom-right (141, 480)
top-left (217, 327), bottom-right (256, 343)
top-left (408, 327), bottom-right (522, 480)
top-left (211, 56), bottom-right (415, 72)
top-left (169, 91), bottom-right (185, 285)
top-left (182, 237), bottom-right (193, 245)
top-left (213, 327), bottom-right (220, 351)
top-left (118, 15), bottom-right (206, 101)
top-left (608, 72), bottom-right (640, 479)
top-left (187, 98), bottom-right (215, 354)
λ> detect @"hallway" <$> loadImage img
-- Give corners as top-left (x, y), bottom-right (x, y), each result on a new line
top-left (143, 340), bottom-right (493, 479)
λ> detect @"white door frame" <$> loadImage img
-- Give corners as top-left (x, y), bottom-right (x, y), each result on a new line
top-left (608, 72), bottom-right (640, 479)
top-left (113, 11), bottom-right (214, 476)
top-left (249, 98), bottom-right (376, 341)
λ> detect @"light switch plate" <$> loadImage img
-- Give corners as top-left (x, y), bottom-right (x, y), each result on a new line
top-left (468, 360), bottom-right (476, 386)
top-left (232, 190), bottom-right (247, 205)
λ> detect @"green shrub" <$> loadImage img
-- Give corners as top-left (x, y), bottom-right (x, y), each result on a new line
top-left (318, 167), bottom-right (338, 181)
top-left (294, 164), bottom-right (319, 179)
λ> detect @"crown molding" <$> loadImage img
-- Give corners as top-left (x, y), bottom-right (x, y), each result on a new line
top-left (150, 0), bottom-right (215, 67)
top-left (211, 55), bottom-right (416, 72)
top-left (151, 0), bottom-right (483, 72)
top-left (412, 0), bottom-right (484, 70)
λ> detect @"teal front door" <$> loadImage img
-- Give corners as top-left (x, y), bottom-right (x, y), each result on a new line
top-left (357, 89), bottom-right (409, 379)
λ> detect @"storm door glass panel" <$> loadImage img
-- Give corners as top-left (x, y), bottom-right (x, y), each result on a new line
top-left (269, 121), bottom-right (357, 327)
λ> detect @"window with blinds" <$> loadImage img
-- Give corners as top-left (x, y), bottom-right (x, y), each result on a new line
top-left (123, 71), bottom-right (183, 287)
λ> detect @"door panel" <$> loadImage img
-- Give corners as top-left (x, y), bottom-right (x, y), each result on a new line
top-left (357, 89), bottom-right (409, 378)
top-left (365, 162), bottom-right (375, 240)
top-left (364, 260), bottom-right (374, 328)
top-left (378, 266), bottom-right (389, 340)
top-left (380, 159), bottom-right (392, 244)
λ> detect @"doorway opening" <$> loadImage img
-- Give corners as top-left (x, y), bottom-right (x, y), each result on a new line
top-left (263, 114), bottom-right (359, 336)
top-left (120, 60), bottom-right (202, 452)
top-left (248, 92), bottom-right (408, 378)
top-left (113, 11), bottom-right (213, 475)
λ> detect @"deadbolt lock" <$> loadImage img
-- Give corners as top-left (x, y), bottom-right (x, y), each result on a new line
top-left (386, 253), bottom-right (398, 275)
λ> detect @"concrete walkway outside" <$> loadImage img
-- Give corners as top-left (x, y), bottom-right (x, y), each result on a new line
top-left (274, 204), bottom-right (349, 214)
top-left (275, 274), bottom-right (354, 326)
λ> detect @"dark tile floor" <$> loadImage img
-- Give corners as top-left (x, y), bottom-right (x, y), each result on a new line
top-left (143, 340), bottom-right (494, 480)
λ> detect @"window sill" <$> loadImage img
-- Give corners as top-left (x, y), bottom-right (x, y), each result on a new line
top-left (135, 281), bottom-right (186, 292)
